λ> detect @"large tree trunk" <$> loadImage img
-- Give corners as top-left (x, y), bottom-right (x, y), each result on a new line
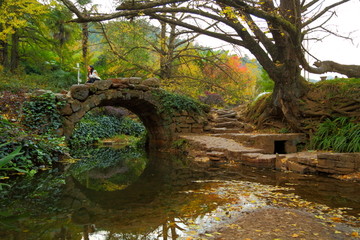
top-left (0, 40), bottom-right (8, 68)
top-left (159, 10), bottom-right (176, 80)
top-left (10, 31), bottom-right (19, 72)
top-left (82, 20), bottom-right (89, 77)
top-left (271, 74), bottom-right (308, 131)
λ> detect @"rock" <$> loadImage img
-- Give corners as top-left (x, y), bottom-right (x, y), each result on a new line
top-left (32, 89), bottom-right (53, 96)
top-left (317, 153), bottom-right (360, 174)
top-left (70, 84), bottom-right (90, 101)
top-left (129, 77), bottom-right (142, 85)
top-left (142, 77), bottom-right (160, 88)
top-left (93, 80), bottom-right (113, 90)
top-left (70, 100), bottom-right (82, 112)
top-left (109, 78), bottom-right (130, 88)
top-left (59, 104), bottom-right (73, 115)
top-left (54, 93), bottom-right (67, 102)
top-left (133, 84), bottom-right (150, 91)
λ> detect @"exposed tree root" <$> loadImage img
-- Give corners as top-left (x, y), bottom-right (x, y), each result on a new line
top-left (245, 81), bottom-right (360, 134)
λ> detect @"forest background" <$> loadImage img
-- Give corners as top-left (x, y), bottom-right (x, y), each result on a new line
top-left (0, 0), bottom-right (273, 106)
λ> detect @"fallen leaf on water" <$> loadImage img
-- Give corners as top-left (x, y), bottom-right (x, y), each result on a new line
top-left (186, 231), bottom-right (198, 235)
top-left (214, 216), bottom-right (221, 221)
top-left (330, 217), bottom-right (342, 222)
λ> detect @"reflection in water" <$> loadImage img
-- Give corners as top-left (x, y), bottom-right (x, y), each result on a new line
top-left (0, 147), bottom-right (359, 239)
top-left (69, 146), bottom-right (147, 191)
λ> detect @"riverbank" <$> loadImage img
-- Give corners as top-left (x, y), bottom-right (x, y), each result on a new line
top-left (180, 133), bottom-right (360, 181)
top-left (178, 133), bottom-right (360, 239)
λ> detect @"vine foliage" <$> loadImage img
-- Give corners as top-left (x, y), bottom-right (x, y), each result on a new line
top-left (21, 92), bottom-right (64, 134)
top-left (151, 90), bottom-right (209, 115)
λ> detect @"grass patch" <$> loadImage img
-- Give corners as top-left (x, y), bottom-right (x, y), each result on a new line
top-left (309, 117), bottom-right (360, 153)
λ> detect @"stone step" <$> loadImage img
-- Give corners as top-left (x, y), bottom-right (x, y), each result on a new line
top-left (211, 128), bottom-right (241, 133)
top-left (213, 117), bottom-right (239, 123)
top-left (239, 153), bottom-right (276, 168)
top-left (213, 109), bottom-right (236, 115)
top-left (206, 151), bottom-right (226, 161)
top-left (214, 121), bottom-right (243, 128)
top-left (218, 112), bottom-right (237, 118)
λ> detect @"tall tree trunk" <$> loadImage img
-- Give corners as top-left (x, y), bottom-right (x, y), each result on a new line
top-left (159, 9), bottom-right (176, 80)
top-left (82, 12), bottom-right (89, 77)
top-left (10, 31), bottom-right (19, 72)
top-left (159, 19), bottom-right (168, 79)
top-left (0, 40), bottom-right (8, 69)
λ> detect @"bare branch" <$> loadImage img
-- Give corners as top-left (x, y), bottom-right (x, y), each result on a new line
top-left (302, 0), bottom-right (351, 27)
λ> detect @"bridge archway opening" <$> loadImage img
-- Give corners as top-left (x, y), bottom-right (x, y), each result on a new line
top-left (64, 94), bottom-right (173, 149)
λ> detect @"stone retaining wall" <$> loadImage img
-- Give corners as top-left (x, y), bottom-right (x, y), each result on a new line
top-left (276, 152), bottom-right (360, 175)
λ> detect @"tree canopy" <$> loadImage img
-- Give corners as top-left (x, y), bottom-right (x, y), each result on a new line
top-left (58, 0), bottom-right (359, 130)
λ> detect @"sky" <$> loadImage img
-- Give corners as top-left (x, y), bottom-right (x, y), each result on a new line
top-left (91, 0), bottom-right (360, 79)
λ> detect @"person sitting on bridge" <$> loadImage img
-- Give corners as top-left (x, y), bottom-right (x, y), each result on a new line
top-left (86, 65), bottom-right (101, 83)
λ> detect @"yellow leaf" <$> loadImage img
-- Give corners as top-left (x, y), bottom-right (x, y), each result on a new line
top-left (330, 217), bottom-right (342, 222)
top-left (351, 232), bottom-right (359, 237)
top-left (214, 217), bottom-right (221, 221)
top-left (291, 233), bottom-right (299, 238)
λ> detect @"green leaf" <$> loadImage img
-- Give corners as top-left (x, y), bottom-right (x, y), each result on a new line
top-left (0, 147), bottom-right (23, 168)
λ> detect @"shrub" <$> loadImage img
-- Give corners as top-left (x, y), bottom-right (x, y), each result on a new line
top-left (0, 116), bottom-right (68, 175)
top-left (69, 112), bottom-right (146, 148)
top-left (152, 90), bottom-right (208, 115)
top-left (309, 117), bottom-right (360, 153)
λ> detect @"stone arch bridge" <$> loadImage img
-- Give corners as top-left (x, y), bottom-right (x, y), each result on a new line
top-left (55, 78), bottom-right (208, 148)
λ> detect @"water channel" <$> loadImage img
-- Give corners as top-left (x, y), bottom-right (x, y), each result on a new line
top-left (0, 145), bottom-right (359, 239)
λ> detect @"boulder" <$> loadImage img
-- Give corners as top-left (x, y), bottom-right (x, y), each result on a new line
top-left (142, 77), bottom-right (160, 88)
top-left (70, 85), bottom-right (90, 101)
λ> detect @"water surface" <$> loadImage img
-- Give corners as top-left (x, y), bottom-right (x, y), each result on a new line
top-left (0, 146), bottom-right (359, 239)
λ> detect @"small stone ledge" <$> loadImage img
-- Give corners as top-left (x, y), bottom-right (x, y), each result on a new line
top-left (276, 152), bottom-right (360, 175)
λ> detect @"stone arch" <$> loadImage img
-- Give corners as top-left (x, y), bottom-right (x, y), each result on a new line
top-left (57, 78), bottom-right (208, 149)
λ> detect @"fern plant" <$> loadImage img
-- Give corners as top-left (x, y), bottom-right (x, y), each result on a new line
top-left (309, 117), bottom-right (360, 153)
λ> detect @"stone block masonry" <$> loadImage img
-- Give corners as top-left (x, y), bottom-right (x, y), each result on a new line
top-left (55, 78), bottom-right (208, 149)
